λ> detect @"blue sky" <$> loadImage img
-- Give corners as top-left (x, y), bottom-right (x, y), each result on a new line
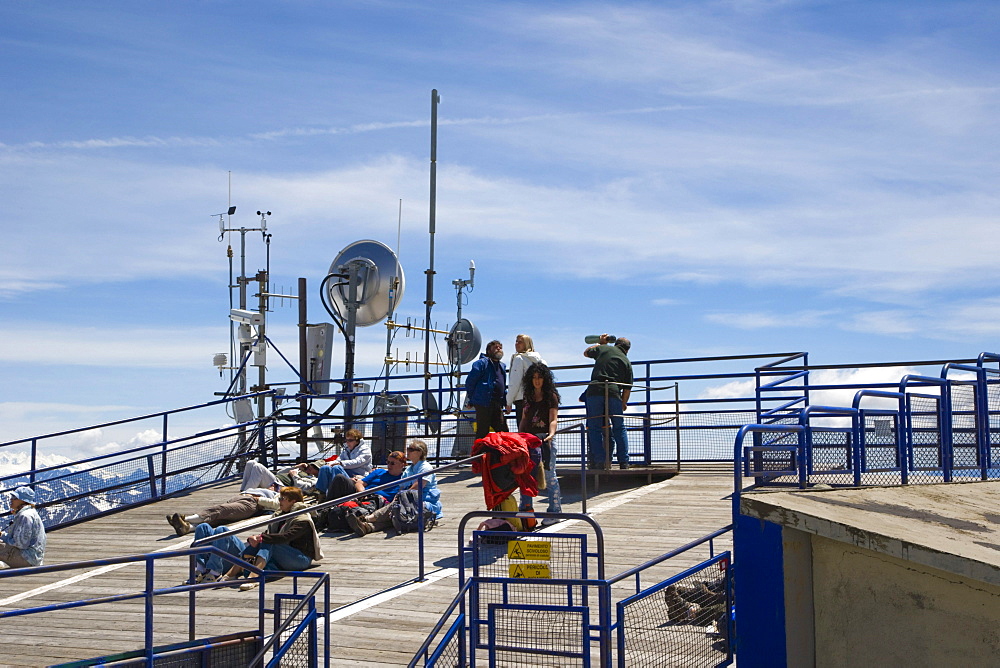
top-left (2, 1), bottom-right (999, 450)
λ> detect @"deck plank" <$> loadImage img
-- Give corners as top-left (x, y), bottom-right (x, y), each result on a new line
top-left (0, 468), bottom-right (736, 667)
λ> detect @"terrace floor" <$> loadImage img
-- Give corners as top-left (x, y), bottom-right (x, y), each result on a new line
top-left (0, 464), bottom-right (737, 667)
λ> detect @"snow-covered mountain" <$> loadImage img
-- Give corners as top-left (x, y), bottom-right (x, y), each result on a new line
top-left (1, 450), bottom-right (221, 528)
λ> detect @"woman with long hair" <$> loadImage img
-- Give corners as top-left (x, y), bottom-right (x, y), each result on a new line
top-left (519, 362), bottom-right (562, 522)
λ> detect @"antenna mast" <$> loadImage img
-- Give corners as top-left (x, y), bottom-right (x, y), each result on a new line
top-left (424, 89), bottom-right (439, 401)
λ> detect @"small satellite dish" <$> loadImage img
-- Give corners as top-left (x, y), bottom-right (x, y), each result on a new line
top-left (327, 240), bottom-right (405, 327)
top-left (447, 318), bottom-right (482, 365)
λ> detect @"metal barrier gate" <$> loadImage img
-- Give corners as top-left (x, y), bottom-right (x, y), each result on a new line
top-left (412, 514), bottom-right (733, 668)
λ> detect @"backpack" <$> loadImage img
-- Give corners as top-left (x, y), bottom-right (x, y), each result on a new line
top-left (322, 495), bottom-right (385, 532)
top-left (391, 488), bottom-right (436, 533)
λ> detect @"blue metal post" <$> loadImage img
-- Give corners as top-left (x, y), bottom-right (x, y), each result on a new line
top-left (417, 475), bottom-right (426, 581)
top-left (145, 555), bottom-right (155, 664)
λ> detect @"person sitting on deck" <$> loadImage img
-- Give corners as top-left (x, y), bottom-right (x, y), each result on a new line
top-left (347, 440), bottom-right (443, 536)
top-left (320, 450), bottom-right (407, 532)
top-left (0, 486), bottom-right (46, 569)
top-left (314, 428), bottom-right (374, 500)
top-left (166, 487), bottom-right (280, 537)
top-left (217, 486), bottom-right (324, 591)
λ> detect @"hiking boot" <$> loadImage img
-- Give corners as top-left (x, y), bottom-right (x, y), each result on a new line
top-left (167, 513), bottom-right (193, 536)
top-left (347, 513), bottom-right (374, 537)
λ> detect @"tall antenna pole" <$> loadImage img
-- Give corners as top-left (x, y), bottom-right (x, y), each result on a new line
top-left (424, 89), bottom-right (439, 399)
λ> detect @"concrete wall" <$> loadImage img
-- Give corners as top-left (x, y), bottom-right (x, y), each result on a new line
top-left (809, 533), bottom-right (1000, 667)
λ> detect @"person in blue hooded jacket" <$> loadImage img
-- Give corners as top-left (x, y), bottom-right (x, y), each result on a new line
top-left (464, 339), bottom-right (509, 439)
top-left (0, 486), bottom-right (46, 568)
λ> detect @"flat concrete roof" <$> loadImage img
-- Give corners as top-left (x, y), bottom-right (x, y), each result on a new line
top-left (741, 480), bottom-right (1000, 586)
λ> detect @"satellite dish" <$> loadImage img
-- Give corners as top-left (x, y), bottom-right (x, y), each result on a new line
top-left (327, 240), bottom-right (405, 327)
top-left (447, 318), bottom-right (482, 365)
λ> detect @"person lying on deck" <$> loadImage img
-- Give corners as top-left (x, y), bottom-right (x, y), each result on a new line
top-left (216, 486), bottom-right (324, 591)
top-left (347, 440), bottom-right (443, 537)
top-left (240, 459), bottom-right (324, 497)
top-left (320, 450), bottom-right (407, 532)
top-left (166, 487), bottom-right (280, 537)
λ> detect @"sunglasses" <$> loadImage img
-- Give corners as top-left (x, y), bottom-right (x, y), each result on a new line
top-left (345, 437), bottom-right (359, 443)
top-left (406, 447), bottom-right (420, 452)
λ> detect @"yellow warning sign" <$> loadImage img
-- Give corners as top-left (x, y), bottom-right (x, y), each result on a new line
top-left (507, 540), bottom-right (551, 561)
top-left (509, 563), bottom-right (551, 579)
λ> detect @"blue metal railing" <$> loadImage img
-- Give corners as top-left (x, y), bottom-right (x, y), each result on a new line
top-left (0, 546), bottom-right (329, 667)
top-left (413, 515), bottom-right (733, 667)
top-left (734, 352), bottom-right (1000, 501)
top-left (0, 417), bottom-right (271, 530)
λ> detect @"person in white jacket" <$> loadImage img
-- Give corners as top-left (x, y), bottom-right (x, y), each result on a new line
top-left (507, 334), bottom-right (546, 429)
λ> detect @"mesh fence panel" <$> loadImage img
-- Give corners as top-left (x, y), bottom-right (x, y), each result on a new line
top-left (424, 621), bottom-right (463, 668)
top-left (474, 534), bottom-right (589, 622)
top-left (859, 413), bottom-right (904, 486)
top-left (808, 430), bottom-right (852, 476)
top-left (677, 411), bottom-right (758, 462)
top-left (950, 383), bottom-right (980, 472)
top-left (744, 430), bottom-right (800, 486)
top-left (489, 605), bottom-right (587, 667)
top-left (989, 374), bottom-right (1000, 469)
top-left (619, 560), bottom-right (730, 668)
top-left (909, 395), bottom-right (942, 482)
top-left (274, 595), bottom-right (316, 668)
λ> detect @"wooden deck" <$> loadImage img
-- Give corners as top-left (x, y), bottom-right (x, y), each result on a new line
top-left (0, 467), bottom-right (737, 667)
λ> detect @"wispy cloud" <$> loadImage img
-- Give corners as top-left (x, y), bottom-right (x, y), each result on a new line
top-left (705, 310), bottom-right (835, 330)
top-left (0, 324), bottom-right (224, 368)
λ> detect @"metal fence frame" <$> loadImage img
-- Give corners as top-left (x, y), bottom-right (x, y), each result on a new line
top-left (411, 514), bottom-right (732, 668)
top-left (0, 546), bottom-right (330, 667)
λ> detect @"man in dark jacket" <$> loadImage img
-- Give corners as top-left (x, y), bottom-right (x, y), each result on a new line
top-left (584, 334), bottom-right (633, 469)
top-left (465, 340), bottom-right (508, 439)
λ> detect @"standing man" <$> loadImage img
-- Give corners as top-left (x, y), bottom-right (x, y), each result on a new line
top-left (584, 334), bottom-right (633, 469)
top-left (465, 339), bottom-right (509, 439)
top-left (0, 486), bottom-right (46, 568)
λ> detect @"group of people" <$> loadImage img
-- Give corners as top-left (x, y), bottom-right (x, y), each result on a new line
top-left (165, 429), bottom-right (443, 588)
top-left (0, 331), bottom-right (630, 581)
top-left (465, 331), bottom-right (634, 478)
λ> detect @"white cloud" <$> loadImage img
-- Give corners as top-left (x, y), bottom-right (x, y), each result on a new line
top-left (705, 310), bottom-right (834, 330)
top-left (699, 379), bottom-right (755, 400)
top-left (0, 324), bottom-right (224, 368)
top-left (808, 367), bottom-right (921, 411)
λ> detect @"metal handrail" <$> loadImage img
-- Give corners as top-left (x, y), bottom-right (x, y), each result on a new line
top-left (0, 391), bottom-right (275, 449)
top-left (407, 579), bottom-right (474, 668)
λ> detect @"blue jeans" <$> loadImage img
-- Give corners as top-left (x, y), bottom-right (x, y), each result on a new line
top-left (518, 439), bottom-right (562, 514)
top-left (194, 523), bottom-right (246, 575)
top-left (243, 542), bottom-right (313, 572)
top-left (586, 394), bottom-right (628, 466)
